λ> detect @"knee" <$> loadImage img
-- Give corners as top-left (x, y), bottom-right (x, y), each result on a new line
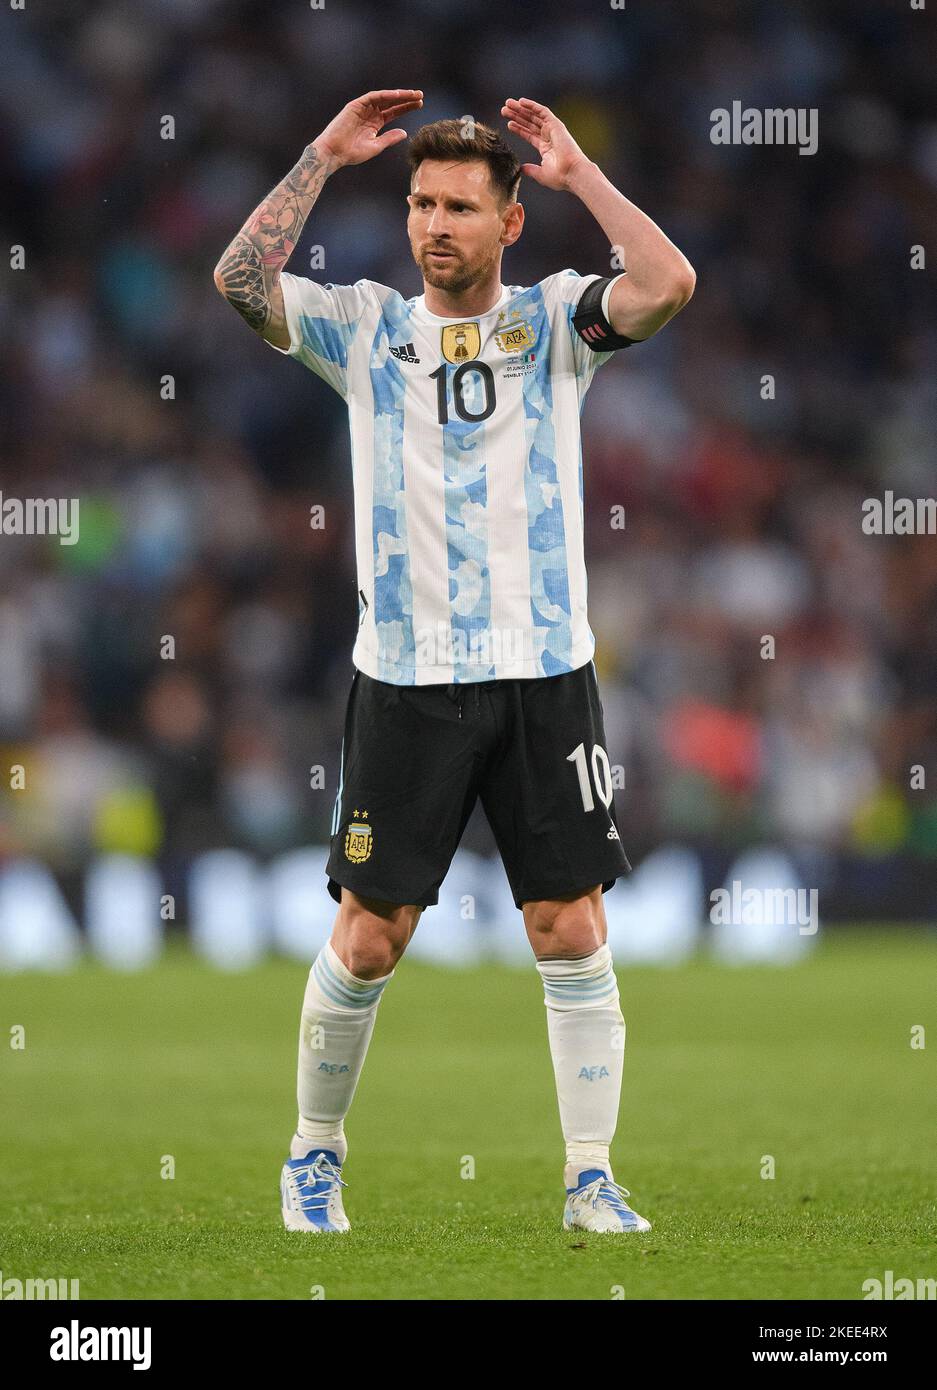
top-left (524, 888), bottom-right (605, 958)
top-left (333, 893), bottom-right (420, 978)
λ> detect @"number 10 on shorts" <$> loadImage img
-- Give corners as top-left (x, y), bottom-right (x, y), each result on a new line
top-left (567, 742), bottom-right (614, 812)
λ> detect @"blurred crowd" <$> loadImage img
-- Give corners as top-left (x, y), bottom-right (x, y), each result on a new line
top-left (1, 0), bottom-right (937, 899)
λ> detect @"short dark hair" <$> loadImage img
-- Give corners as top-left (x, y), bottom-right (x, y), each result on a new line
top-left (407, 119), bottom-right (521, 207)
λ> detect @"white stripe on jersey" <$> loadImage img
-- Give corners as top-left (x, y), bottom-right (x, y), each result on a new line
top-left (267, 267), bottom-right (625, 685)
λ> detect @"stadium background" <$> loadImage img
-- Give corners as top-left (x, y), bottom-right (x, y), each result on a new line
top-left (3, 0), bottom-right (937, 960)
top-left (1, 0), bottom-right (936, 1305)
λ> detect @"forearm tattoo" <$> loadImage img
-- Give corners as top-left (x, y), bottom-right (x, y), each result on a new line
top-left (215, 145), bottom-right (331, 333)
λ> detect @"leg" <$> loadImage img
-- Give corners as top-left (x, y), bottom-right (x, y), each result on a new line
top-left (282, 890), bottom-right (424, 1231)
top-left (307, 672), bottom-right (480, 1163)
top-left (294, 889), bottom-right (421, 1162)
top-left (524, 885), bottom-right (626, 1188)
top-left (283, 671), bottom-right (487, 1231)
top-left (330, 889), bottom-right (422, 978)
top-left (479, 668), bottom-right (648, 1228)
top-left (523, 882), bottom-right (607, 959)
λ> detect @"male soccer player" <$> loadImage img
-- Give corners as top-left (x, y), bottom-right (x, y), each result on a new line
top-left (214, 90), bottom-right (695, 1234)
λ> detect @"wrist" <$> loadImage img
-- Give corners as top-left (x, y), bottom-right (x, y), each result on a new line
top-left (564, 157), bottom-right (599, 195)
top-left (308, 140), bottom-right (343, 173)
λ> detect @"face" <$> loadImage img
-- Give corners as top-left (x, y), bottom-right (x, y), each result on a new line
top-left (407, 158), bottom-right (522, 293)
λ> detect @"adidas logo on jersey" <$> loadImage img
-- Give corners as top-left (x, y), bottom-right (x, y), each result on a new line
top-left (607, 826), bottom-right (620, 840)
top-left (390, 342), bottom-right (420, 364)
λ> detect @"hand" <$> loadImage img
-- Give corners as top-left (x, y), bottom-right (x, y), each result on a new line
top-left (314, 89), bottom-right (424, 168)
top-left (501, 97), bottom-right (592, 191)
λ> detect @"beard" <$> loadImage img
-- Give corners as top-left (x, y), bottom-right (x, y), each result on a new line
top-left (417, 246), bottom-right (488, 294)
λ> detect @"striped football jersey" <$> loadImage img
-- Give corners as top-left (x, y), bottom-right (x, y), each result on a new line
top-left (266, 268), bottom-right (628, 684)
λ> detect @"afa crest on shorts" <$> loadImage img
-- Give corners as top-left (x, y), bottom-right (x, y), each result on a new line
top-left (344, 809), bottom-right (372, 864)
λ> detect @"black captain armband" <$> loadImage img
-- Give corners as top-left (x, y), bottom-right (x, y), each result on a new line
top-left (572, 276), bottom-right (638, 351)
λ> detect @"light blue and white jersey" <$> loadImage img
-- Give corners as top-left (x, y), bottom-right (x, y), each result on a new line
top-left (266, 268), bottom-right (624, 685)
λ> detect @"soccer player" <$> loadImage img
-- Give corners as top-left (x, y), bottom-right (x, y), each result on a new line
top-left (214, 90), bottom-right (695, 1234)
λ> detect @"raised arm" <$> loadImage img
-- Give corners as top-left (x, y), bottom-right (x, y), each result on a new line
top-left (503, 97), bottom-right (695, 343)
top-left (213, 145), bottom-right (337, 348)
top-left (213, 89), bottom-right (424, 349)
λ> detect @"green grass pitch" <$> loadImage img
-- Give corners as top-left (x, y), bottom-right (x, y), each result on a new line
top-left (1, 929), bottom-right (935, 1300)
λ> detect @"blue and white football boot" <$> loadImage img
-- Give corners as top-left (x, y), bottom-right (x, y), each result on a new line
top-left (280, 1148), bottom-right (350, 1233)
top-left (563, 1169), bottom-right (652, 1233)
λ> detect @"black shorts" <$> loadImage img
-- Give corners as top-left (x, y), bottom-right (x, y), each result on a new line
top-left (326, 660), bottom-right (631, 910)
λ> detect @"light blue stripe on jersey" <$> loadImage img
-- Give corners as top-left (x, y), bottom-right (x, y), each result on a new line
top-left (520, 284), bottom-right (574, 675)
top-left (295, 314), bottom-right (358, 373)
top-left (442, 362), bottom-right (493, 682)
top-left (369, 302), bottom-right (415, 681)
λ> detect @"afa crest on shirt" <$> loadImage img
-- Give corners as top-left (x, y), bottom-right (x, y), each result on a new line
top-left (440, 322), bottom-right (480, 363)
top-left (494, 317), bottom-right (535, 354)
top-left (344, 810), bottom-right (373, 864)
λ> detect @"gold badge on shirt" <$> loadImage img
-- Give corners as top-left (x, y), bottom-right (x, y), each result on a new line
top-left (494, 316), bottom-right (535, 354)
top-left (441, 322), bottom-right (481, 363)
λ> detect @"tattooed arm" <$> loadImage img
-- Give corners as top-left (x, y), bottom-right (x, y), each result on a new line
top-left (213, 90), bottom-right (424, 350)
top-left (213, 145), bottom-right (336, 348)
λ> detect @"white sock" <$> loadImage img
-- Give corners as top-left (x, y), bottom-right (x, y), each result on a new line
top-left (535, 944), bottom-right (625, 1190)
top-left (291, 939), bottom-right (394, 1165)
